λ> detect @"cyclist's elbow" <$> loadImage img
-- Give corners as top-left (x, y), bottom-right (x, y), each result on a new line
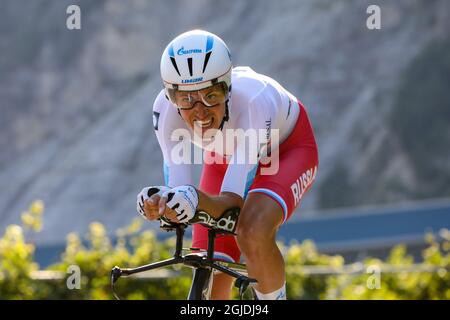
top-left (219, 191), bottom-right (244, 209)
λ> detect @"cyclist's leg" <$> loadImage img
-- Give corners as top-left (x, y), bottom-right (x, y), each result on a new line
top-left (236, 193), bottom-right (285, 297)
top-left (193, 151), bottom-right (240, 299)
top-left (237, 101), bottom-right (318, 299)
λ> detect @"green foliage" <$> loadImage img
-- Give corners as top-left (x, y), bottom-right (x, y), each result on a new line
top-left (0, 224), bottom-right (39, 299)
top-left (44, 220), bottom-right (193, 300)
top-left (0, 201), bottom-right (192, 300)
top-left (284, 240), bottom-right (345, 299)
top-left (282, 231), bottom-right (450, 300)
top-left (0, 201), bottom-right (449, 299)
top-left (324, 235), bottom-right (450, 300)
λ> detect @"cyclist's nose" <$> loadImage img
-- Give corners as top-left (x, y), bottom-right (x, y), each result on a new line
top-left (192, 102), bottom-right (209, 118)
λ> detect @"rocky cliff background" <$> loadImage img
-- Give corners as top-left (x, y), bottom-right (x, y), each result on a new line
top-left (1, 0), bottom-right (449, 244)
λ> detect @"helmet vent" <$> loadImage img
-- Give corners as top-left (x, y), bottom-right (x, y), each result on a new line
top-left (202, 51), bottom-right (212, 73)
top-left (170, 57), bottom-right (181, 76)
top-left (187, 57), bottom-right (193, 76)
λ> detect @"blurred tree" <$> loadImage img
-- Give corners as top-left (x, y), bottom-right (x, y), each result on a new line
top-left (0, 201), bottom-right (449, 299)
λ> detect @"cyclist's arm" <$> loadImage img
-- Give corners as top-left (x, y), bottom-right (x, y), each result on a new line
top-left (196, 190), bottom-right (244, 219)
top-left (153, 90), bottom-right (193, 187)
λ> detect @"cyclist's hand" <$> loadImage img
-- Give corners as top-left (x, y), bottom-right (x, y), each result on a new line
top-left (160, 185), bottom-right (199, 224)
top-left (144, 194), bottom-right (163, 220)
top-left (157, 195), bottom-right (179, 222)
top-left (136, 186), bottom-right (170, 220)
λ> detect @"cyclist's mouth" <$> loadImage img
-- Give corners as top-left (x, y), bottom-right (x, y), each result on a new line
top-left (194, 117), bottom-right (214, 129)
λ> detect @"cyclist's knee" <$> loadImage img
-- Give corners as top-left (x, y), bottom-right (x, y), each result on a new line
top-left (236, 207), bottom-right (278, 254)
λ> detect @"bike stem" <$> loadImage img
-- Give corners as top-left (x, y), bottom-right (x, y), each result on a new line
top-left (207, 227), bottom-right (217, 261)
top-left (174, 224), bottom-right (185, 258)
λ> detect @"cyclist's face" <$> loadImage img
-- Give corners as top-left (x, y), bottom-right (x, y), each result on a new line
top-left (174, 85), bottom-right (227, 134)
top-left (179, 98), bottom-right (226, 134)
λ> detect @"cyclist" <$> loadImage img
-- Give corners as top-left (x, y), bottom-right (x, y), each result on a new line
top-left (137, 30), bottom-right (318, 300)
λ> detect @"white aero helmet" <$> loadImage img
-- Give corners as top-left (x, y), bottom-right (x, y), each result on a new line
top-left (160, 30), bottom-right (232, 93)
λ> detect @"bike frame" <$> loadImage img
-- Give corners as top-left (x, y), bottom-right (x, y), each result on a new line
top-left (110, 224), bottom-right (257, 300)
